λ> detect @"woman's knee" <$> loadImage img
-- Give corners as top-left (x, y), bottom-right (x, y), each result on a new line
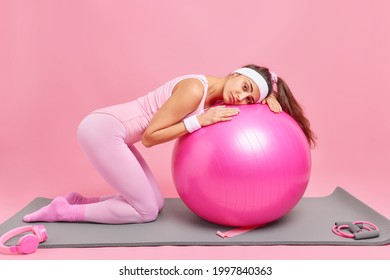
top-left (138, 201), bottom-right (163, 222)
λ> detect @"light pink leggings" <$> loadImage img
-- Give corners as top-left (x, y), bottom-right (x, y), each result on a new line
top-left (77, 113), bottom-right (164, 223)
top-left (23, 113), bottom-right (164, 224)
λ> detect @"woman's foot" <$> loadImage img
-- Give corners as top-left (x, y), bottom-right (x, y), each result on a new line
top-left (23, 196), bottom-right (84, 222)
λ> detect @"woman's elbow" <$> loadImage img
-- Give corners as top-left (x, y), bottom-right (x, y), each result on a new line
top-left (141, 134), bottom-right (153, 148)
top-left (142, 132), bottom-right (159, 148)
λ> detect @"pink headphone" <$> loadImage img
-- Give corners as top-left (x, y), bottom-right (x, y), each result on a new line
top-left (0, 225), bottom-right (47, 255)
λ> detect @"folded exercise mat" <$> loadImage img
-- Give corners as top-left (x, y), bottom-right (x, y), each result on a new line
top-left (1, 187), bottom-right (389, 247)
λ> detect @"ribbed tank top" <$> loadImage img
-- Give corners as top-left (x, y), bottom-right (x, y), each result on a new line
top-left (136, 74), bottom-right (209, 121)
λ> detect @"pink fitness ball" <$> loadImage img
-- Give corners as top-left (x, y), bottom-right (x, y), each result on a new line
top-left (172, 104), bottom-right (311, 227)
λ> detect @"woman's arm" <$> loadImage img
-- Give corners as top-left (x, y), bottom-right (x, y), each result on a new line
top-left (262, 93), bottom-right (283, 113)
top-left (142, 78), bottom-right (239, 147)
top-left (142, 78), bottom-right (202, 147)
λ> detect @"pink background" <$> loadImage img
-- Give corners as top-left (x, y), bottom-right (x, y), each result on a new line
top-left (1, 0), bottom-right (389, 259)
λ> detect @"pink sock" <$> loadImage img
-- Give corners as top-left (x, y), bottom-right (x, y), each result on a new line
top-left (23, 197), bottom-right (85, 222)
top-left (64, 192), bottom-right (100, 204)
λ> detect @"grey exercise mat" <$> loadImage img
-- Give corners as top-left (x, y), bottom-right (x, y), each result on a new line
top-left (1, 187), bottom-right (390, 247)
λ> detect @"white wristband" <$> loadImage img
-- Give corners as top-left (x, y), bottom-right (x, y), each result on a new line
top-left (183, 115), bottom-right (201, 133)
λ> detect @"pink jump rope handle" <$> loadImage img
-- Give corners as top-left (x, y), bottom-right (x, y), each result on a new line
top-left (332, 221), bottom-right (379, 239)
top-left (353, 221), bottom-right (378, 231)
top-left (332, 224), bottom-right (354, 238)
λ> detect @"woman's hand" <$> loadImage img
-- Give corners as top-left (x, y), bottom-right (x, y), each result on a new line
top-left (261, 94), bottom-right (283, 113)
top-left (198, 106), bottom-right (240, 127)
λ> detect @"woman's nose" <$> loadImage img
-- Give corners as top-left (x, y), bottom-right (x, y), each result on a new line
top-left (236, 93), bottom-right (248, 102)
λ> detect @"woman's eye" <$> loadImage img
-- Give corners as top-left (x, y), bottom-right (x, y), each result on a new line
top-left (243, 84), bottom-right (248, 91)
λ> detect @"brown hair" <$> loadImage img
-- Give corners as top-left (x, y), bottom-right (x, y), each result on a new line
top-left (243, 64), bottom-right (317, 148)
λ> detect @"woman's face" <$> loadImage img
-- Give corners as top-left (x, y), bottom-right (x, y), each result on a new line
top-left (223, 73), bottom-right (261, 105)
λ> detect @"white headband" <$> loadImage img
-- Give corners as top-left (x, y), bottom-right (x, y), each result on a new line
top-left (233, 68), bottom-right (269, 103)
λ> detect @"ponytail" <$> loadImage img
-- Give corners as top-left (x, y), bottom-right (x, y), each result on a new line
top-left (243, 64), bottom-right (317, 148)
top-left (276, 77), bottom-right (317, 148)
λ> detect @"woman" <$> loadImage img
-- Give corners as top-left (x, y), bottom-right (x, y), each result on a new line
top-left (23, 64), bottom-right (316, 224)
